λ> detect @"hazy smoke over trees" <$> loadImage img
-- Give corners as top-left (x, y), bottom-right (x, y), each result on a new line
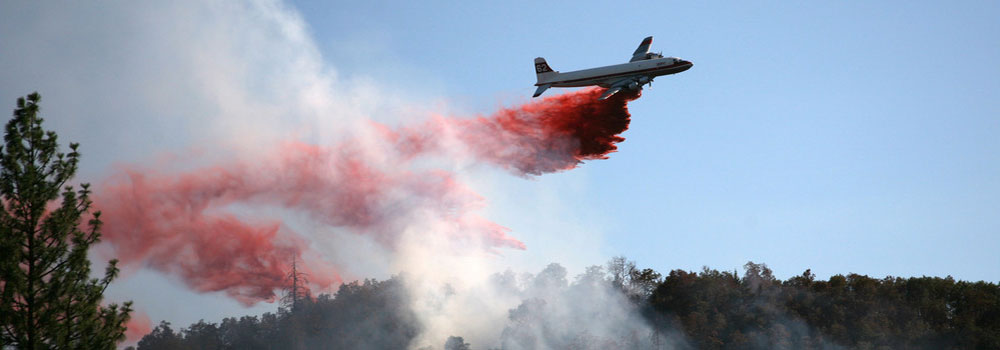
top-left (135, 260), bottom-right (1000, 350)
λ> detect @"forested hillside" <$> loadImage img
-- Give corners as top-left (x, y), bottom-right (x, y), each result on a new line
top-left (134, 261), bottom-right (1000, 350)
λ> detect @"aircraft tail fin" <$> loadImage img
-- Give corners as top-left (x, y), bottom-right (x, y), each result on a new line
top-left (534, 57), bottom-right (558, 84)
top-left (630, 36), bottom-right (653, 62)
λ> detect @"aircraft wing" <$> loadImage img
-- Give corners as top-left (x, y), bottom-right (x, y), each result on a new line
top-left (599, 75), bottom-right (649, 100)
top-left (598, 86), bottom-right (624, 100)
top-left (629, 36), bottom-right (653, 62)
top-left (601, 78), bottom-right (636, 100)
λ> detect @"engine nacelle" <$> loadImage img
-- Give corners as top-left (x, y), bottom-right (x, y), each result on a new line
top-left (628, 81), bottom-right (640, 90)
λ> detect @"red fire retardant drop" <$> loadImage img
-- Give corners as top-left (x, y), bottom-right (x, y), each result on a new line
top-left (97, 163), bottom-right (337, 305)
top-left (383, 87), bottom-right (639, 175)
top-left (97, 88), bottom-right (639, 304)
top-left (95, 143), bottom-right (524, 305)
top-left (475, 87), bottom-right (639, 175)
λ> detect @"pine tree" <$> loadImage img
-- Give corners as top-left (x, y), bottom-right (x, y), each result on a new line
top-left (281, 256), bottom-right (310, 312)
top-left (0, 93), bottom-right (131, 349)
top-left (280, 257), bottom-right (311, 350)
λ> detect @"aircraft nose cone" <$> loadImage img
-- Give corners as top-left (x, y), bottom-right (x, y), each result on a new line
top-left (679, 60), bottom-right (693, 72)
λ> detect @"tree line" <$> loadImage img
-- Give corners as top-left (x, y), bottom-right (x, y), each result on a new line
top-left (133, 259), bottom-right (999, 350)
top-left (645, 262), bottom-right (999, 349)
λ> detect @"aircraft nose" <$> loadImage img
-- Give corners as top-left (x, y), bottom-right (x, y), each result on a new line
top-left (679, 60), bottom-right (693, 72)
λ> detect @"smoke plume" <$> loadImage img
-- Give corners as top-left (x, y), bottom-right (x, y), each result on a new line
top-left (97, 87), bottom-right (640, 305)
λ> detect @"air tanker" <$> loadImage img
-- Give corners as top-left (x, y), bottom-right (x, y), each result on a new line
top-left (533, 36), bottom-right (693, 100)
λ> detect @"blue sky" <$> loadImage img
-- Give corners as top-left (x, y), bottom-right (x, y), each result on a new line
top-left (291, 1), bottom-right (1000, 281)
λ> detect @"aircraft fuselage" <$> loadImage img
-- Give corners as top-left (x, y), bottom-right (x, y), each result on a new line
top-left (537, 57), bottom-right (693, 88)
top-left (532, 36), bottom-right (692, 100)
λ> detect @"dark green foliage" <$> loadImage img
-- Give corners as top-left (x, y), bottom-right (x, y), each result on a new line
top-left (649, 262), bottom-right (1000, 350)
top-left (135, 322), bottom-right (185, 350)
top-left (300, 277), bottom-right (421, 349)
top-left (135, 258), bottom-right (1000, 350)
top-left (136, 275), bottom-right (420, 350)
top-left (0, 93), bottom-right (131, 349)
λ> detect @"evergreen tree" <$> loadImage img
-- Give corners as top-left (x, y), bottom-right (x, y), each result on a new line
top-left (280, 257), bottom-right (311, 350)
top-left (0, 93), bottom-right (131, 349)
top-left (281, 256), bottom-right (310, 312)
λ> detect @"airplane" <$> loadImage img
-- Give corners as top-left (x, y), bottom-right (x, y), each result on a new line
top-left (532, 36), bottom-right (693, 100)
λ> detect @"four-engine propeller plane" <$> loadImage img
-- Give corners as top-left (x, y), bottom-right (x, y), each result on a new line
top-left (532, 36), bottom-right (692, 100)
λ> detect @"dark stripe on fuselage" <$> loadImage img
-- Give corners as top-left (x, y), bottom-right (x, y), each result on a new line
top-left (536, 61), bottom-right (692, 87)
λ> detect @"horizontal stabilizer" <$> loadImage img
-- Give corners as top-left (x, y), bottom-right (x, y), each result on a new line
top-left (533, 84), bottom-right (551, 98)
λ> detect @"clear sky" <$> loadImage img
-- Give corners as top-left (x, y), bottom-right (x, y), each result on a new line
top-left (2, 0), bottom-right (999, 338)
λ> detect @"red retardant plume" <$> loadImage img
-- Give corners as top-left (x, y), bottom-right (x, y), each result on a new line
top-left (478, 87), bottom-right (639, 174)
top-left (96, 143), bottom-right (524, 305)
top-left (96, 88), bottom-right (638, 305)
top-left (97, 163), bottom-right (338, 305)
top-left (384, 87), bottom-right (640, 175)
